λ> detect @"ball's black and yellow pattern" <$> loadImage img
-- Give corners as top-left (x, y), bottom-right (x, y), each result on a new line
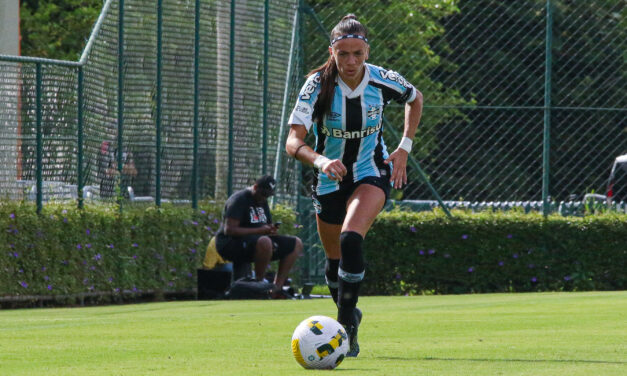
top-left (291, 315), bottom-right (349, 370)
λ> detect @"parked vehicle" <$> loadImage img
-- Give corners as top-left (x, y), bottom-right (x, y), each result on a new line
top-left (583, 154), bottom-right (627, 206)
top-left (606, 154), bottom-right (627, 203)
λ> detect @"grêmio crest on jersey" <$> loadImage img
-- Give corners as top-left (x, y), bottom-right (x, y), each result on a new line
top-left (367, 104), bottom-right (382, 120)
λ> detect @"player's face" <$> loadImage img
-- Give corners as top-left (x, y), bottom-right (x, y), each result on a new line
top-left (330, 37), bottom-right (369, 87)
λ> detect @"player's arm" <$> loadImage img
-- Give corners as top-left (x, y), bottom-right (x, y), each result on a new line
top-left (223, 217), bottom-right (275, 236)
top-left (384, 89), bottom-right (423, 189)
top-left (286, 124), bottom-right (347, 182)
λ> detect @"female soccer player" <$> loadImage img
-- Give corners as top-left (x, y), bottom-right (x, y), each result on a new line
top-left (285, 14), bottom-right (423, 357)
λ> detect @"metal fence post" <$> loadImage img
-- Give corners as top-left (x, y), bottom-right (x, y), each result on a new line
top-left (228, 0), bottom-right (236, 197)
top-left (272, 7), bottom-right (299, 194)
top-left (296, 1), bottom-right (310, 282)
top-left (156, 0), bottom-right (163, 206)
top-left (77, 66), bottom-right (84, 209)
top-left (35, 63), bottom-right (42, 214)
top-left (117, 0), bottom-right (125, 210)
top-left (262, 0), bottom-right (269, 175)
top-left (192, 0), bottom-right (200, 209)
top-left (542, 0), bottom-right (553, 216)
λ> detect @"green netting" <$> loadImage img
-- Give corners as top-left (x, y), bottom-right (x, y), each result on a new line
top-left (0, 61), bottom-right (80, 202)
top-left (78, 0), bottom-right (299, 203)
top-left (0, 62), bottom-right (24, 199)
top-left (292, 0), bottom-right (626, 204)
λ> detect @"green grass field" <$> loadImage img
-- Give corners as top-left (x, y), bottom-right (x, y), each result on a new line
top-left (1, 292), bottom-right (625, 375)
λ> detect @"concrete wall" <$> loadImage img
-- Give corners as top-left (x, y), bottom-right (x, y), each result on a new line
top-left (0, 0), bottom-right (19, 55)
top-left (0, 0), bottom-right (20, 197)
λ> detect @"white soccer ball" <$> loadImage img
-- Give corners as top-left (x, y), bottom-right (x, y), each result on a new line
top-left (291, 315), bottom-right (349, 370)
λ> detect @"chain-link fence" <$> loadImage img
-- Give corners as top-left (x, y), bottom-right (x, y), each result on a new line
top-left (290, 0), bottom-right (625, 204)
top-left (0, 0), bottom-right (625, 284)
top-left (0, 0), bottom-right (299, 209)
top-left (281, 0), bottom-right (625, 282)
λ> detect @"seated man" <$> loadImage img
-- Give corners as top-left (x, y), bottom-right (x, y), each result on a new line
top-left (215, 175), bottom-right (303, 297)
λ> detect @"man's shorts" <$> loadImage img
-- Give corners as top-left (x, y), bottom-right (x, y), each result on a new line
top-left (312, 176), bottom-right (390, 225)
top-left (216, 234), bottom-right (297, 265)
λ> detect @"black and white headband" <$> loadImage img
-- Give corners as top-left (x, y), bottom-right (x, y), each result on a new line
top-left (330, 34), bottom-right (369, 47)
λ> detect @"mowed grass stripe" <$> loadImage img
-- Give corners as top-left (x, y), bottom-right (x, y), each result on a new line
top-left (0, 291), bottom-right (625, 375)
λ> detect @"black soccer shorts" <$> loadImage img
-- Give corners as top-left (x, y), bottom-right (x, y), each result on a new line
top-left (312, 175), bottom-right (390, 225)
top-left (217, 234), bottom-right (297, 264)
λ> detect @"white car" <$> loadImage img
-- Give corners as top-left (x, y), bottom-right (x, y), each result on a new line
top-left (584, 154), bottom-right (627, 205)
top-left (606, 154), bottom-right (627, 203)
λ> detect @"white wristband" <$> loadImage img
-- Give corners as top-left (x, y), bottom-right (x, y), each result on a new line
top-left (398, 136), bottom-right (413, 153)
top-left (313, 155), bottom-right (331, 169)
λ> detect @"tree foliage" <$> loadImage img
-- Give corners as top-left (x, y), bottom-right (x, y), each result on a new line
top-left (20, 0), bottom-right (102, 60)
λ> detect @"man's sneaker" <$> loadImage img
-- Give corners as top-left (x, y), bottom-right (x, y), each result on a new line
top-left (346, 307), bottom-right (362, 357)
top-left (269, 284), bottom-right (294, 300)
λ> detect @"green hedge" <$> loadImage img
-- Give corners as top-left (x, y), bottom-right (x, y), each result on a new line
top-left (0, 201), bottom-right (298, 301)
top-left (364, 209), bottom-right (627, 295)
top-left (2, 202), bottom-right (625, 302)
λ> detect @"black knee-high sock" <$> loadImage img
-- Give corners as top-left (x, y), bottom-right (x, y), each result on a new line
top-left (337, 231), bottom-right (364, 326)
top-left (325, 258), bottom-right (340, 305)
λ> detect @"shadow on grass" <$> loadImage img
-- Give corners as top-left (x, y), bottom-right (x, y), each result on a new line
top-left (377, 356), bottom-right (625, 365)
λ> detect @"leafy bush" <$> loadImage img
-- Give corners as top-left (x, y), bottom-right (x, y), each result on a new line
top-left (0, 201), bottom-right (298, 301)
top-left (364, 209), bottom-right (627, 295)
top-left (3, 202), bottom-right (625, 302)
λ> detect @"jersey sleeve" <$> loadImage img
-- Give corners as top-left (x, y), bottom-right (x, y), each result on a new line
top-left (370, 65), bottom-right (417, 105)
top-left (287, 73), bottom-right (321, 131)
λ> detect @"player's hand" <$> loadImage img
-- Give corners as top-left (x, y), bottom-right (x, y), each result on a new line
top-left (384, 148), bottom-right (409, 189)
top-left (260, 224), bottom-right (276, 235)
top-left (320, 159), bottom-right (347, 182)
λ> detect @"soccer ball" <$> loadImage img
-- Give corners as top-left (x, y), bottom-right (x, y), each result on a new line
top-left (291, 315), bottom-right (349, 370)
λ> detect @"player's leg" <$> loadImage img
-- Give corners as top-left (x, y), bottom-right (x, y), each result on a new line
top-left (272, 236), bottom-right (303, 288)
top-left (313, 191), bottom-right (346, 305)
top-left (317, 218), bottom-right (342, 305)
top-left (253, 235), bottom-right (273, 281)
top-left (338, 183), bottom-right (386, 356)
top-left (339, 184), bottom-right (385, 320)
top-left (217, 234), bottom-right (260, 279)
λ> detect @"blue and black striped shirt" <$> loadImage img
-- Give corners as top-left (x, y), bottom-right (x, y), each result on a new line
top-left (288, 63), bottom-right (417, 195)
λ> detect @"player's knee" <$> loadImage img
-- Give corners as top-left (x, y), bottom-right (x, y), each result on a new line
top-left (293, 237), bottom-right (304, 256)
top-left (283, 237), bottom-right (303, 259)
top-left (255, 236), bottom-right (273, 258)
top-left (339, 231), bottom-right (364, 281)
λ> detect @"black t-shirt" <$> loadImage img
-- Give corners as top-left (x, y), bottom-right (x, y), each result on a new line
top-left (216, 188), bottom-right (272, 241)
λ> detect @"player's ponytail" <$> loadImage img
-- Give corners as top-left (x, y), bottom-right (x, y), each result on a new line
top-left (307, 14), bottom-right (368, 124)
top-left (308, 56), bottom-right (337, 124)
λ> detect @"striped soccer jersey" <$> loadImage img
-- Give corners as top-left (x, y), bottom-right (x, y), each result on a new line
top-left (288, 63), bottom-right (417, 196)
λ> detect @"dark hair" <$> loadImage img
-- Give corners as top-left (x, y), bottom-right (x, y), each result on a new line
top-left (308, 14), bottom-right (368, 124)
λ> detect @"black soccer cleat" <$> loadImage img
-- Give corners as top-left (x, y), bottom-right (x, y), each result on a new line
top-left (346, 307), bottom-right (362, 357)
